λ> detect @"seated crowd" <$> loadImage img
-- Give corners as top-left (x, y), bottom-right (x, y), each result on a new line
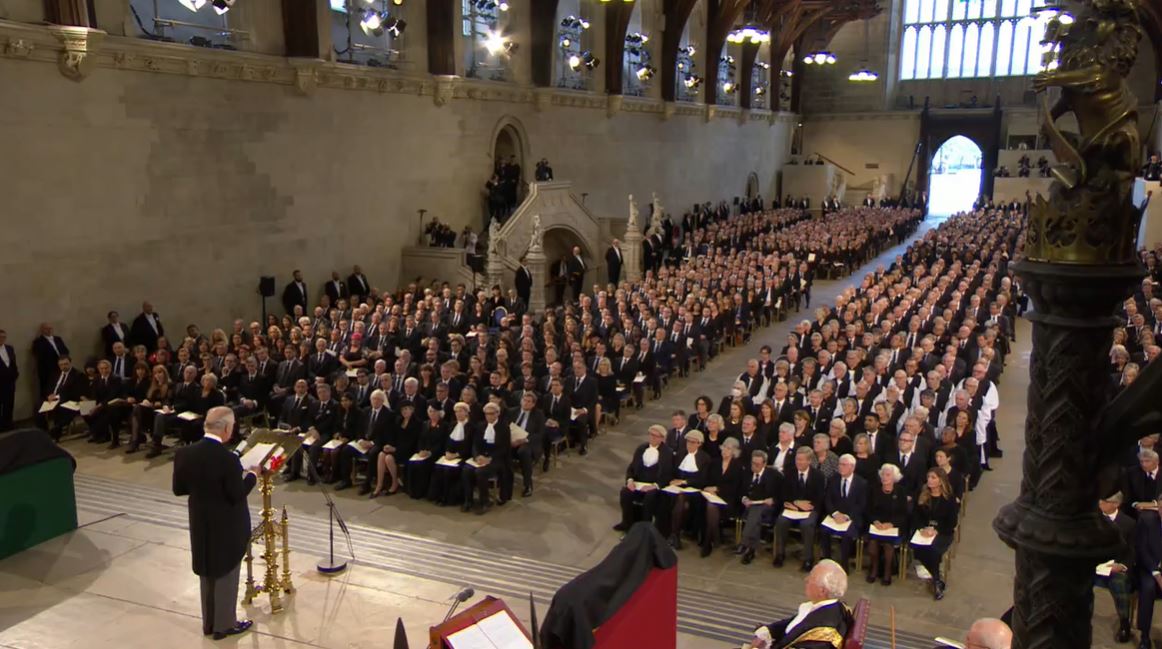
top-left (617, 206), bottom-right (1031, 603)
top-left (21, 201), bottom-right (918, 519)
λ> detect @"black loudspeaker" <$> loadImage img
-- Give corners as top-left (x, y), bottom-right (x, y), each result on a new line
top-left (259, 276), bottom-right (276, 297)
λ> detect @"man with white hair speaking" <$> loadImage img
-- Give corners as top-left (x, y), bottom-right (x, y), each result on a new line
top-left (172, 406), bottom-right (259, 640)
top-left (746, 559), bottom-right (851, 648)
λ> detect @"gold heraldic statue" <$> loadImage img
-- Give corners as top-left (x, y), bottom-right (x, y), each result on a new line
top-left (1027, 0), bottom-right (1144, 265)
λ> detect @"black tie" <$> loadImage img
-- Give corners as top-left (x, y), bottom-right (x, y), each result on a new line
top-left (552, 396), bottom-right (558, 411)
top-left (115, 358), bottom-right (122, 377)
top-left (518, 411), bottom-right (527, 428)
top-left (800, 473), bottom-right (806, 488)
top-left (753, 473), bottom-right (760, 486)
top-left (842, 478), bottom-right (848, 498)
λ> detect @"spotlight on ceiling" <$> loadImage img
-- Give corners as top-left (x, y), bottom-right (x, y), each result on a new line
top-left (211, 0), bottom-right (234, 15)
top-left (179, 0), bottom-right (207, 10)
top-left (847, 68), bottom-right (879, 82)
top-left (581, 51), bottom-right (599, 69)
top-left (568, 54), bottom-right (582, 70)
top-left (635, 65), bottom-right (656, 81)
top-left (385, 16), bottom-right (406, 37)
top-left (683, 75), bottom-right (703, 89)
top-left (560, 37), bottom-right (571, 47)
top-left (722, 80), bottom-right (737, 94)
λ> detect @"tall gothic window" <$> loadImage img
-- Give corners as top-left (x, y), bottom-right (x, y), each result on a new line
top-left (898, 0), bottom-right (1056, 80)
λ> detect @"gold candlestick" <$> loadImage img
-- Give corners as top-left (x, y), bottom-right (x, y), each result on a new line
top-left (280, 507), bottom-right (294, 593)
top-left (242, 537), bottom-right (258, 604)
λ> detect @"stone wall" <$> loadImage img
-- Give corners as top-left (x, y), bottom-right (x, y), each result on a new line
top-left (0, 22), bottom-right (791, 419)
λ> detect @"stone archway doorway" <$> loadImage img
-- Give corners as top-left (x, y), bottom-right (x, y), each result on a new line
top-left (746, 172), bottom-right (760, 200)
top-left (544, 227), bottom-right (591, 306)
top-left (929, 135), bottom-right (983, 217)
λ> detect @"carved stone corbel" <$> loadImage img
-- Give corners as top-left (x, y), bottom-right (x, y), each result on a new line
top-left (533, 87), bottom-right (553, 112)
top-left (607, 94), bottom-right (623, 118)
top-left (291, 60), bottom-right (320, 96)
top-left (433, 74), bottom-right (457, 107)
top-left (48, 25), bottom-right (105, 82)
top-left (4, 38), bottom-right (34, 59)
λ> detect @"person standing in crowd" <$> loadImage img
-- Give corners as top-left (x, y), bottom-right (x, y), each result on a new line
top-left (130, 301), bottom-right (164, 352)
top-left (172, 407), bottom-right (256, 641)
top-left (566, 246), bottom-right (586, 303)
top-left (32, 322), bottom-right (69, 400)
top-left (515, 257), bottom-right (533, 306)
top-left (0, 329), bottom-right (16, 432)
top-left (605, 239), bottom-right (623, 285)
top-left (281, 270), bottom-right (308, 316)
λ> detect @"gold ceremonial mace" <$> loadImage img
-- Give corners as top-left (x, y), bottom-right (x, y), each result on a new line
top-left (240, 429), bottom-right (303, 614)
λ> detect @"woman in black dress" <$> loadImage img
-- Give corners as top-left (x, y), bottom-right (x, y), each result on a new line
top-left (865, 463), bottom-right (910, 585)
top-left (851, 433), bottom-right (880, 485)
top-left (128, 363), bottom-right (170, 454)
top-left (406, 404), bottom-right (446, 499)
top-left (688, 396), bottom-right (714, 434)
top-left (701, 436), bottom-right (746, 557)
top-left (911, 467), bottom-right (960, 600)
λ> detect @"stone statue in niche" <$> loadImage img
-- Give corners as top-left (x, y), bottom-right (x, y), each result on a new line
top-left (488, 218), bottom-right (501, 256)
top-left (649, 192), bottom-right (663, 235)
top-left (528, 214), bottom-right (543, 254)
top-left (627, 194), bottom-right (639, 231)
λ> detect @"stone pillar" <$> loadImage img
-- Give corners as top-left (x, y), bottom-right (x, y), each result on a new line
top-left (623, 194), bottom-right (643, 282)
top-left (992, 5), bottom-right (1147, 646)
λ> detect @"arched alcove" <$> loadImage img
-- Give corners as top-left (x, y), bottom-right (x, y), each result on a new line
top-left (929, 135), bottom-right (983, 217)
top-left (746, 172), bottom-right (760, 200)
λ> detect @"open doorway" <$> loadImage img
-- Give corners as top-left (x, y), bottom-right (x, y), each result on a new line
top-left (488, 124), bottom-right (525, 227)
top-left (928, 135), bottom-right (982, 217)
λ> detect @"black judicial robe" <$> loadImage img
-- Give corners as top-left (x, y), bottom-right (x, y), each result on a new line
top-left (762, 600), bottom-right (851, 649)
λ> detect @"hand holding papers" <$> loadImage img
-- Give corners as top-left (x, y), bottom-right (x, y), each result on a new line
top-left (569, 407), bottom-right (583, 421)
top-left (662, 485), bottom-right (700, 495)
top-left (509, 422), bottom-right (529, 444)
top-left (38, 400), bottom-right (58, 414)
top-left (177, 411), bottom-right (202, 421)
top-left (821, 515), bottom-right (852, 533)
top-left (409, 451), bottom-right (432, 462)
top-left (436, 455), bottom-right (462, 467)
top-left (702, 491), bottom-right (728, 506)
top-left (909, 529), bottom-right (937, 546)
top-left (352, 439), bottom-right (374, 454)
top-left (781, 509), bottom-right (811, 521)
top-left (239, 442), bottom-right (277, 472)
top-left (1096, 560), bottom-right (1116, 577)
top-left (869, 525), bottom-right (900, 539)
top-left (321, 438), bottom-right (346, 450)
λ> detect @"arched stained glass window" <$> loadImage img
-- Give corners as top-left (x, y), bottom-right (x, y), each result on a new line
top-left (930, 25), bottom-right (947, 78)
top-left (946, 24), bottom-right (964, 77)
top-left (898, 0), bottom-right (1050, 80)
top-left (901, 26), bottom-right (918, 80)
top-left (916, 26), bottom-right (932, 79)
top-left (995, 20), bottom-right (1014, 76)
top-left (976, 21), bottom-right (994, 77)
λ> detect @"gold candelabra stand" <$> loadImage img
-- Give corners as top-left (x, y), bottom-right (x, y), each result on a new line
top-left (239, 430), bottom-right (302, 613)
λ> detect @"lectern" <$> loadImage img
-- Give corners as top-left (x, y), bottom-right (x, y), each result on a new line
top-left (428, 596), bottom-right (533, 649)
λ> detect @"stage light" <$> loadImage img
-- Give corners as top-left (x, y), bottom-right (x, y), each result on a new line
top-left (560, 37), bottom-right (571, 47)
top-left (635, 65), bottom-right (655, 81)
top-left (684, 75), bottom-right (702, 90)
top-left (847, 68), bottom-right (879, 82)
top-left (568, 54), bottom-right (582, 70)
top-left (803, 51), bottom-right (837, 65)
top-left (211, 0), bottom-right (234, 15)
top-left (484, 29), bottom-right (509, 55)
top-left (360, 9), bottom-right (385, 36)
top-left (498, 1), bottom-right (509, 10)
top-left (581, 51), bottom-right (599, 69)
top-left (179, 0), bottom-right (207, 10)
top-left (392, 0), bottom-right (403, 4)
top-left (722, 80), bottom-right (736, 94)
top-left (386, 17), bottom-right (406, 37)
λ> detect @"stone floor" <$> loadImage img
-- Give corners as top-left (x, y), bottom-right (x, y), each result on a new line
top-left (0, 219), bottom-right (1133, 648)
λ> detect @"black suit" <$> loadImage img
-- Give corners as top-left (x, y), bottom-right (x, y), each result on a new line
top-left (775, 467), bottom-right (826, 562)
top-left (565, 374), bottom-right (598, 451)
top-left (605, 245), bottom-right (622, 284)
top-left (347, 272), bottom-right (371, 299)
top-left (324, 279), bottom-right (348, 303)
top-left (101, 322), bottom-right (130, 358)
top-left (463, 417), bottom-right (513, 506)
top-left (618, 442), bottom-right (675, 532)
top-left (515, 266), bottom-right (533, 305)
top-left (566, 255), bottom-right (586, 301)
top-left (0, 344), bottom-right (17, 431)
top-left (172, 436), bottom-right (257, 635)
top-left (31, 335), bottom-right (69, 399)
top-left (281, 280), bottom-right (309, 315)
top-left (887, 449), bottom-right (929, 495)
top-left (1122, 468), bottom-right (1162, 517)
top-left (820, 473), bottom-right (868, 567)
top-left (740, 467), bottom-right (782, 551)
top-left (337, 406), bottom-right (394, 487)
top-left (1137, 511), bottom-right (1162, 637)
top-left (130, 312), bottom-right (165, 352)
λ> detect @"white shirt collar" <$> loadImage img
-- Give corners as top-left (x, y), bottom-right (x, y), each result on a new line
top-left (1106, 512), bottom-right (1118, 522)
top-left (204, 433), bottom-right (225, 444)
top-left (785, 599), bottom-right (839, 636)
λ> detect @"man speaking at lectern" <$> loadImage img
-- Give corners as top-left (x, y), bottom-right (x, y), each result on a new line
top-left (173, 406), bottom-right (258, 640)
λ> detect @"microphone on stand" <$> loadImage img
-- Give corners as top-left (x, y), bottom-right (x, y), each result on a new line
top-left (443, 586), bottom-right (475, 622)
